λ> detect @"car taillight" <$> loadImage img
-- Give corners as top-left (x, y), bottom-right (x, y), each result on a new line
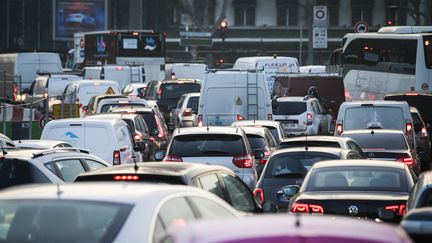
top-left (259, 151), bottom-right (272, 164)
top-left (306, 113), bottom-right (313, 126)
top-left (268, 114), bottom-right (273, 120)
top-left (12, 84), bottom-right (18, 101)
top-left (336, 123), bottom-right (343, 135)
top-left (182, 108), bottom-right (192, 117)
top-left (253, 188), bottom-right (265, 203)
top-left (232, 154), bottom-right (253, 168)
top-left (113, 150), bottom-right (121, 165)
top-left (134, 132), bottom-right (142, 141)
top-left (291, 203), bottom-right (324, 214)
top-left (164, 155), bottom-right (183, 162)
top-left (157, 88), bottom-right (162, 98)
top-left (154, 114), bottom-right (165, 138)
top-left (406, 121), bottom-right (413, 135)
top-left (236, 114), bottom-right (246, 121)
top-left (385, 204), bottom-right (406, 216)
top-left (397, 157), bottom-right (414, 165)
top-left (114, 175), bottom-right (139, 181)
top-left (421, 127), bottom-right (428, 138)
top-left (197, 115), bottom-right (203, 127)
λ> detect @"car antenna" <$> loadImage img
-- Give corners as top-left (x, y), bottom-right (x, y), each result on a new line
top-left (304, 131), bottom-right (309, 151)
top-left (56, 184), bottom-right (63, 198)
top-left (295, 213), bottom-right (301, 227)
top-left (370, 130), bottom-right (375, 136)
top-left (134, 159), bottom-right (139, 173)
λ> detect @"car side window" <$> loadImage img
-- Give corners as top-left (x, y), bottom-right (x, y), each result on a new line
top-left (84, 159), bottom-right (107, 171)
top-left (221, 173), bottom-right (255, 212)
top-left (45, 162), bottom-right (59, 177)
top-left (197, 174), bottom-right (226, 200)
top-left (177, 96), bottom-right (186, 108)
top-left (348, 141), bottom-right (364, 155)
top-left (188, 196), bottom-right (237, 219)
top-left (53, 159), bottom-right (86, 182)
top-left (265, 131), bottom-right (277, 148)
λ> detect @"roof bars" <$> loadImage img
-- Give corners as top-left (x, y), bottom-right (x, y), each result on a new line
top-left (33, 148), bottom-right (90, 158)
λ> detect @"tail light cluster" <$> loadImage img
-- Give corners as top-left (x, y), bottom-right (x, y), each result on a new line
top-left (259, 151), bottom-right (272, 164)
top-left (405, 120), bottom-right (413, 135)
top-left (397, 156), bottom-right (414, 165)
top-left (113, 150), bottom-right (121, 165)
top-left (291, 203), bottom-right (324, 214)
top-left (385, 204), bottom-right (406, 216)
top-left (134, 132), bottom-right (143, 141)
top-left (336, 121), bottom-right (343, 135)
top-left (154, 114), bottom-right (165, 138)
top-left (421, 127), bottom-right (428, 138)
top-left (164, 155), bottom-right (183, 162)
top-left (306, 113), bottom-right (313, 126)
top-left (232, 155), bottom-right (253, 168)
top-left (253, 188), bottom-right (265, 203)
top-left (182, 108), bottom-right (193, 117)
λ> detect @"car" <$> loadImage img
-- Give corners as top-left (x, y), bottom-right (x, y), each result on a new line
top-left (272, 96), bottom-right (332, 136)
top-left (400, 207), bottom-right (432, 243)
top-left (83, 94), bottom-right (133, 116)
top-left (122, 83), bottom-right (148, 98)
top-left (75, 162), bottom-right (263, 213)
top-left (278, 135), bottom-right (365, 157)
top-left (255, 147), bottom-right (363, 211)
top-left (165, 214), bottom-right (412, 243)
top-left (341, 129), bottom-right (420, 174)
top-left (0, 133), bottom-right (16, 148)
top-left (0, 183), bottom-right (240, 243)
top-left (85, 113), bottom-right (151, 160)
top-left (13, 139), bottom-right (73, 149)
top-left (110, 106), bottom-right (170, 153)
top-left (335, 100), bottom-right (415, 148)
top-left (169, 92), bottom-right (200, 129)
top-left (159, 126), bottom-right (264, 189)
top-left (410, 106), bottom-right (431, 171)
top-left (144, 78), bottom-right (201, 122)
top-left (240, 126), bottom-right (278, 175)
top-left (231, 120), bottom-right (286, 144)
top-left (93, 96), bottom-right (156, 114)
top-left (0, 147), bottom-right (109, 189)
top-left (406, 170), bottom-right (432, 212)
top-left (285, 160), bottom-right (416, 223)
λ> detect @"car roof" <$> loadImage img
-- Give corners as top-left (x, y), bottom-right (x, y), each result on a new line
top-left (13, 140), bottom-right (70, 149)
top-left (78, 162), bottom-right (233, 178)
top-left (312, 159), bottom-right (406, 170)
top-left (161, 78), bottom-right (200, 83)
top-left (85, 113), bottom-right (140, 120)
top-left (342, 129), bottom-right (404, 135)
top-left (1, 148), bottom-right (91, 161)
top-left (272, 147), bottom-right (348, 156)
top-left (45, 118), bottom-right (122, 126)
top-left (111, 106), bottom-right (154, 113)
top-left (276, 96), bottom-right (307, 102)
top-left (173, 126), bottom-right (244, 136)
top-left (341, 100), bottom-right (408, 106)
top-left (232, 120), bottom-right (280, 128)
top-left (281, 136), bottom-right (351, 143)
top-left (241, 127), bottom-right (268, 137)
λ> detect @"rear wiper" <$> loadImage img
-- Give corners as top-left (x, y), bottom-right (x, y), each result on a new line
top-left (273, 172), bottom-right (305, 178)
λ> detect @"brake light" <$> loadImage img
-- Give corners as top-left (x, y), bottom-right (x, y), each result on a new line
top-left (336, 123), bottom-right (343, 135)
top-left (113, 150), bottom-right (121, 165)
top-left (154, 114), bottom-right (165, 138)
top-left (306, 113), bottom-right (313, 125)
top-left (182, 108), bottom-right (192, 117)
top-left (291, 203), bottom-right (324, 214)
top-left (260, 151), bottom-right (272, 164)
top-left (114, 175), bottom-right (139, 181)
top-left (164, 155), bottom-right (183, 162)
top-left (268, 114), bottom-right (273, 120)
top-left (197, 115), bottom-right (203, 127)
top-left (157, 88), bottom-right (162, 98)
top-left (236, 114), bottom-right (246, 121)
top-left (232, 155), bottom-right (253, 168)
top-left (397, 157), bottom-right (414, 165)
top-left (385, 204), bottom-right (406, 216)
top-left (421, 127), bottom-right (428, 138)
top-left (116, 66), bottom-right (124, 71)
top-left (134, 133), bottom-right (142, 141)
top-left (253, 188), bottom-right (265, 203)
top-left (43, 90), bottom-right (48, 99)
top-left (406, 122), bottom-right (413, 135)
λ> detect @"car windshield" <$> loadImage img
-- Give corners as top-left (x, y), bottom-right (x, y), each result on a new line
top-left (274, 101), bottom-right (306, 115)
top-left (160, 83), bottom-right (201, 99)
top-left (342, 133), bottom-right (408, 150)
top-left (279, 141), bottom-right (341, 149)
top-left (344, 107), bottom-right (404, 130)
top-left (0, 159), bottom-right (50, 190)
top-left (0, 199), bottom-right (132, 242)
top-left (265, 152), bottom-right (339, 178)
top-left (170, 134), bottom-right (245, 157)
top-left (307, 167), bottom-right (408, 192)
top-left (246, 135), bottom-right (266, 151)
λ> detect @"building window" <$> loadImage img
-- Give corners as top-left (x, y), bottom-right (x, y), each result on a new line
top-left (351, 0), bottom-right (373, 25)
top-left (316, 0), bottom-right (339, 26)
top-left (276, 0), bottom-right (298, 26)
top-left (385, 0), bottom-right (407, 25)
top-left (234, 0), bottom-right (256, 26)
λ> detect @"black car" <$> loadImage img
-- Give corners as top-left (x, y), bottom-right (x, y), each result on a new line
top-left (285, 160), bottom-right (416, 223)
top-left (410, 106), bottom-right (431, 171)
top-left (144, 78), bottom-right (201, 123)
top-left (255, 147), bottom-right (363, 211)
top-left (75, 162), bottom-right (262, 213)
top-left (401, 207), bottom-right (432, 243)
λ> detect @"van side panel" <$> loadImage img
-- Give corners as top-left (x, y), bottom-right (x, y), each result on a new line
top-left (40, 123), bottom-right (86, 149)
top-left (84, 123), bottom-right (114, 163)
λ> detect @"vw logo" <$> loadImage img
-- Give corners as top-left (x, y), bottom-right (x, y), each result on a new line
top-left (348, 205), bottom-right (359, 216)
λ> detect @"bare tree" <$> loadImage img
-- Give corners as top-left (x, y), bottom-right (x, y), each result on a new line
top-left (406, 0), bottom-right (429, 25)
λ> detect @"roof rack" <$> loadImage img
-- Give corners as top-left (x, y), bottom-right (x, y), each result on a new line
top-left (33, 148), bottom-right (90, 158)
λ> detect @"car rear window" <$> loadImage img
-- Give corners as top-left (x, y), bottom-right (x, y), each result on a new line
top-left (246, 135), bottom-right (266, 151)
top-left (0, 159), bottom-right (50, 190)
top-left (140, 112), bottom-right (157, 132)
top-left (342, 133), bottom-right (408, 150)
top-left (160, 83), bottom-right (201, 99)
top-left (265, 152), bottom-right (339, 178)
top-left (274, 101), bottom-right (306, 115)
top-left (307, 167), bottom-right (408, 192)
top-left (0, 199), bottom-right (132, 242)
top-left (279, 141), bottom-right (341, 149)
top-left (344, 107), bottom-right (404, 130)
top-left (187, 96), bottom-right (199, 111)
top-left (100, 103), bottom-right (146, 113)
top-left (170, 134), bottom-right (245, 157)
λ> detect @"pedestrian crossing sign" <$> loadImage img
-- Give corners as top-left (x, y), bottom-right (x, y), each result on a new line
top-left (106, 87), bottom-right (115, 94)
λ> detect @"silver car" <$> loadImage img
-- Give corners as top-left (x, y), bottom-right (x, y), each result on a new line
top-left (170, 92), bottom-right (200, 129)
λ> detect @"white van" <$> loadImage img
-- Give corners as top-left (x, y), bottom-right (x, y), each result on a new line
top-left (197, 70), bottom-right (273, 126)
top-left (167, 63), bottom-right (207, 81)
top-left (233, 56), bottom-right (299, 94)
top-left (0, 53), bottom-right (63, 91)
top-left (41, 118), bottom-right (139, 165)
top-left (63, 79), bottom-right (121, 117)
top-left (83, 65), bottom-right (146, 89)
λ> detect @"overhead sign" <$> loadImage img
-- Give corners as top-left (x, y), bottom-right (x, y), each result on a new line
top-left (354, 21), bottom-right (369, 33)
top-left (313, 5), bottom-right (328, 26)
top-left (313, 26), bottom-right (328, 49)
top-left (179, 31), bottom-right (212, 38)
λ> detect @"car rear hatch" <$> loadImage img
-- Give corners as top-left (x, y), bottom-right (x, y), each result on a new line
top-left (273, 101), bottom-right (307, 133)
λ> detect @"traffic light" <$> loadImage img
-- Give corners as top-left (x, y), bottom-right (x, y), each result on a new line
top-left (386, 19), bottom-right (395, 26)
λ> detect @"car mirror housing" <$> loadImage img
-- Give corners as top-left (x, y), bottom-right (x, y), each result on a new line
top-left (282, 185), bottom-right (300, 197)
top-left (254, 150), bottom-right (265, 159)
top-left (154, 151), bottom-right (165, 161)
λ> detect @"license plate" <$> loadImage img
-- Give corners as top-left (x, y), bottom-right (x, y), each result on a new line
top-left (284, 124), bottom-right (297, 129)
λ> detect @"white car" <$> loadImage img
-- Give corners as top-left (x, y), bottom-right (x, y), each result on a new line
top-left (231, 120), bottom-right (286, 144)
top-left (170, 92), bottom-right (200, 129)
top-left (273, 96), bottom-right (331, 136)
top-left (95, 97), bottom-right (156, 114)
top-left (160, 126), bottom-right (263, 189)
top-left (13, 139), bottom-right (73, 149)
top-left (0, 148), bottom-right (109, 190)
top-left (0, 183), bottom-right (241, 242)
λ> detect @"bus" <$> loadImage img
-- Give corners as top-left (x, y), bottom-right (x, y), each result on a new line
top-left (335, 26), bottom-right (432, 101)
top-left (74, 30), bottom-right (166, 81)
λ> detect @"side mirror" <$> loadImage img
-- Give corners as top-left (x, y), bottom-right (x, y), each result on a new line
top-left (254, 150), bottom-right (265, 160)
top-left (154, 151), bottom-right (165, 161)
top-left (377, 208), bottom-right (394, 221)
top-left (134, 141), bottom-right (146, 152)
top-left (282, 185), bottom-right (300, 197)
top-left (262, 201), bottom-right (278, 213)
